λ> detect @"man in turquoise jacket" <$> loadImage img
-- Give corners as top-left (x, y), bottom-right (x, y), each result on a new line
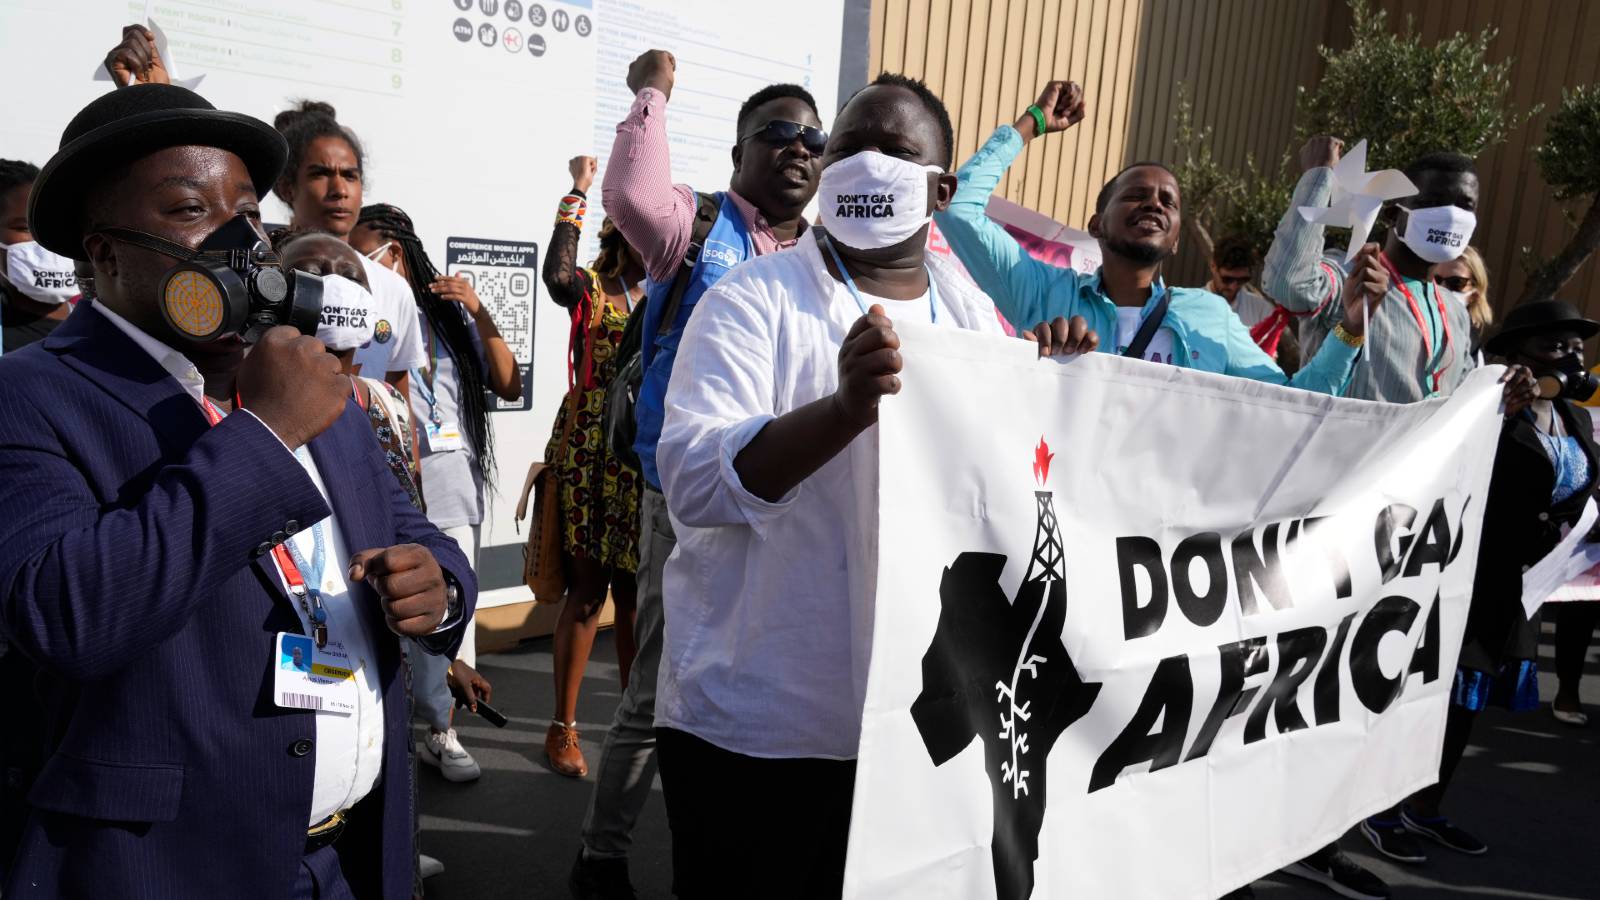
top-left (937, 80), bottom-right (1386, 397)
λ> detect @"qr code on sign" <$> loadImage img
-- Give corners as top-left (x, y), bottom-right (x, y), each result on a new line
top-left (455, 266), bottom-right (536, 364)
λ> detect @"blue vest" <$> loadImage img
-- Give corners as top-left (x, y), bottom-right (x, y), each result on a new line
top-left (635, 191), bottom-right (754, 490)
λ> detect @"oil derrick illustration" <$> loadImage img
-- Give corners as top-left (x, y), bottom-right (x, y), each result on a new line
top-left (911, 439), bottom-right (1102, 900)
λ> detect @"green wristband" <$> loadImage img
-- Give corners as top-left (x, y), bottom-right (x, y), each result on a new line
top-left (1026, 105), bottom-right (1048, 136)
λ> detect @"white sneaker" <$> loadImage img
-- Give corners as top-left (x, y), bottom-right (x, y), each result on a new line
top-left (423, 727), bottom-right (482, 782)
top-left (419, 854), bottom-right (445, 879)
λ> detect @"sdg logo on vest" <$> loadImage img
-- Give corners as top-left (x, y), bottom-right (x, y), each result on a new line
top-left (701, 240), bottom-right (741, 270)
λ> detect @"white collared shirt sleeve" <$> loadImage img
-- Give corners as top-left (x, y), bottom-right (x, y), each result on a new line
top-left (658, 277), bottom-right (799, 535)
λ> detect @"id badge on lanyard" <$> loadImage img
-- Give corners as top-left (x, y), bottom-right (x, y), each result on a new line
top-left (198, 397), bottom-right (357, 714)
top-left (415, 327), bottom-right (465, 453)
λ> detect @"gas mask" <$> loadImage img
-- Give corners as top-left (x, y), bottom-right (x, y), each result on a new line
top-left (97, 215), bottom-right (321, 343)
top-left (1535, 352), bottom-right (1599, 403)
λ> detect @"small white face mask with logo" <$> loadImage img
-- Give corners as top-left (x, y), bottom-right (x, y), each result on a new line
top-left (0, 240), bottom-right (79, 305)
top-left (816, 151), bottom-right (944, 251)
top-left (1399, 205), bottom-right (1477, 264)
top-left (314, 274), bottom-right (375, 352)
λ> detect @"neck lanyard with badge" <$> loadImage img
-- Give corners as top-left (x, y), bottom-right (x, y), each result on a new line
top-left (200, 397), bottom-right (330, 647)
top-left (411, 323), bottom-right (465, 452)
top-left (200, 396), bottom-right (357, 714)
top-left (821, 234), bottom-right (938, 324)
top-left (1378, 251), bottom-right (1453, 395)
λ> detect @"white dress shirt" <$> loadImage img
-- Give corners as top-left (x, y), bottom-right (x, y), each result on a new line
top-left (655, 234), bottom-right (1003, 760)
top-left (353, 255), bottom-right (428, 377)
top-left (96, 302), bottom-right (385, 825)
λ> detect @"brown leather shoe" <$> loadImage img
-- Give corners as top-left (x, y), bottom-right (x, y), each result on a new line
top-left (546, 722), bottom-right (588, 777)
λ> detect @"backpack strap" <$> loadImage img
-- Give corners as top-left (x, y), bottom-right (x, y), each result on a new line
top-left (655, 191), bottom-right (724, 336)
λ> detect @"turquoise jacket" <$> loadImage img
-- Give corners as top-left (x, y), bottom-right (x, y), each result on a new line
top-left (936, 126), bottom-right (1360, 396)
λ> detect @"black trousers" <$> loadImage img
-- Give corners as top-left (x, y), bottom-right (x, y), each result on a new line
top-left (656, 727), bottom-right (857, 900)
top-left (1555, 601), bottom-right (1600, 697)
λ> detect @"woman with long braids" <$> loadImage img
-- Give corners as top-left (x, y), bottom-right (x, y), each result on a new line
top-left (536, 156), bottom-right (646, 777)
top-left (350, 203), bottom-right (522, 785)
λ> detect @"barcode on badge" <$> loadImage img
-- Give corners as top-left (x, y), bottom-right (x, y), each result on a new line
top-left (281, 692), bottom-right (324, 710)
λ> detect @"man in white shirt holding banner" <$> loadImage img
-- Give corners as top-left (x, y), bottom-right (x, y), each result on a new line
top-left (653, 73), bottom-right (1096, 898)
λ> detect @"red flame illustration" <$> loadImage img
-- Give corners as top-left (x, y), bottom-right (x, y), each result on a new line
top-left (1033, 438), bottom-right (1054, 486)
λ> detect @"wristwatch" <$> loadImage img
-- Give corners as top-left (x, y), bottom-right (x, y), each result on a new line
top-left (443, 577), bottom-right (462, 623)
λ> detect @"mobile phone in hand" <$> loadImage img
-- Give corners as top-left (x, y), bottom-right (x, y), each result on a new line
top-left (470, 699), bottom-right (508, 728)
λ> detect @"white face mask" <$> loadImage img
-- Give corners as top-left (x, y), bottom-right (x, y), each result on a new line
top-left (816, 151), bottom-right (943, 251)
top-left (314, 274), bottom-right (374, 352)
top-left (0, 239), bottom-right (79, 305)
top-left (1399, 205), bottom-right (1477, 264)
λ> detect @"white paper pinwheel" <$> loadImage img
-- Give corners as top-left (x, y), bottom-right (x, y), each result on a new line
top-left (1297, 140), bottom-right (1417, 263)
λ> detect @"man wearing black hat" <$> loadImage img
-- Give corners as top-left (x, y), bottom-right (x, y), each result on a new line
top-left (0, 85), bottom-right (475, 898)
top-left (1352, 299), bottom-right (1600, 868)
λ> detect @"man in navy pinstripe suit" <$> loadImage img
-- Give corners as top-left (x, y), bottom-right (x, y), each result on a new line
top-left (0, 86), bottom-right (475, 898)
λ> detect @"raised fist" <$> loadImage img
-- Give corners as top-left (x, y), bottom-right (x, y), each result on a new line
top-left (1299, 136), bottom-right (1344, 172)
top-left (568, 155), bottom-right (597, 194)
top-left (104, 24), bottom-right (170, 87)
top-left (626, 50), bottom-right (676, 102)
top-left (1021, 81), bottom-right (1086, 137)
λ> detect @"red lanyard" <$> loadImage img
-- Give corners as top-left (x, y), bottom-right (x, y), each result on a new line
top-left (1378, 251), bottom-right (1453, 394)
top-left (199, 394), bottom-right (326, 645)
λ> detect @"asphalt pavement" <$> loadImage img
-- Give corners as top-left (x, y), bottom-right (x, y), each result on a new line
top-left (417, 619), bottom-right (1598, 900)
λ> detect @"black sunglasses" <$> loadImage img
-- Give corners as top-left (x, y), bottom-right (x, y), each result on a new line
top-left (1433, 274), bottom-right (1473, 293)
top-left (1217, 274), bottom-right (1251, 287)
top-left (741, 120), bottom-right (828, 154)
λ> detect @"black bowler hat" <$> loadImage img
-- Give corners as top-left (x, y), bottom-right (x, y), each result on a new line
top-left (28, 84), bottom-right (288, 260)
top-left (1484, 299), bottom-right (1600, 356)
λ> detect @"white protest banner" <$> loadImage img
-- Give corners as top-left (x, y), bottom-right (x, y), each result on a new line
top-left (845, 324), bottom-right (1503, 900)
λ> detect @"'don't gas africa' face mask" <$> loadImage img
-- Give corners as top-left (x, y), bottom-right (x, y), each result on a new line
top-left (1398, 205), bottom-right (1477, 265)
top-left (314, 274), bottom-right (375, 352)
top-left (0, 239), bottom-right (79, 305)
top-left (817, 151), bottom-right (943, 251)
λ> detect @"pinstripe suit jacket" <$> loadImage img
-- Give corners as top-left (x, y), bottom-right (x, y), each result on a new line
top-left (0, 303), bottom-right (474, 899)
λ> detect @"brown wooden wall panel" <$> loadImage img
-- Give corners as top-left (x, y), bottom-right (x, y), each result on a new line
top-left (870, 0), bottom-right (1600, 310)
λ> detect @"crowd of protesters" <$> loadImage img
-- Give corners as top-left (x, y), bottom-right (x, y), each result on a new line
top-left (0, 20), bottom-right (1594, 900)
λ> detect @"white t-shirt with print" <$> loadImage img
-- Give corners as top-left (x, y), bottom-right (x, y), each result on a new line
top-left (1115, 306), bottom-right (1175, 365)
top-left (352, 254), bottom-right (427, 377)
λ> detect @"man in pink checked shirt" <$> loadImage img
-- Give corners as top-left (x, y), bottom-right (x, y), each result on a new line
top-left (568, 48), bottom-right (825, 900)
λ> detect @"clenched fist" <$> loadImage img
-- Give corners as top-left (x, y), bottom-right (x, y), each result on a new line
top-left (569, 155), bottom-right (597, 194)
top-left (1300, 135), bottom-right (1344, 172)
top-left (1339, 243), bottom-right (1388, 337)
top-left (627, 50), bottom-right (676, 102)
top-left (833, 304), bottom-right (902, 428)
top-left (237, 326), bottom-right (348, 450)
top-left (1017, 80), bottom-right (1086, 140)
top-left (348, 544), bottom-right (449, 638)
top-left (104, 24), bottom-right (170, 87)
